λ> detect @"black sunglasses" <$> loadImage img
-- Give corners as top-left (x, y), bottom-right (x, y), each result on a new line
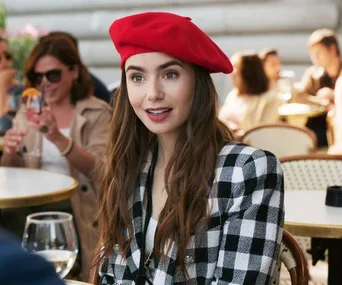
top-left (0, 52), bottom-right (13, 62)
top-left (29, 69), bottom-right (63, 85)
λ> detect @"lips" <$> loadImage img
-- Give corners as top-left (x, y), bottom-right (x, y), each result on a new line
top-left (145, 108), bottom-right (172, 122)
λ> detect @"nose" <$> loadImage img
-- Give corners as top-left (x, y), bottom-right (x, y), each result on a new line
top-left (40, 75), bottom-right (51, 86)
top-left (146, 77), bottom-right (164, 102)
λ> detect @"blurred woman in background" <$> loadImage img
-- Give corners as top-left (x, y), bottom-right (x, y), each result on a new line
top-left (0, 37), bottom-right (24, 135)
top-left (219, 51), bottom-right (282, 138)
top-left (1, 36), bottom-right (112, 281)
top-left (259, 48), bottom-right (282, 90)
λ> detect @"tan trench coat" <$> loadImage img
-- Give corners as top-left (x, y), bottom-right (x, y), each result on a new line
top-left (1, 95), bottom-right (112, 281)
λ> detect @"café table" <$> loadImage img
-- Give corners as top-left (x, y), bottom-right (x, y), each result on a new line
top-left (278, 103), bottom-right (325, 127)
top-left (0, 167), bottom-right (78, 209)
top-left (285, 190), bottom-right (342, 285)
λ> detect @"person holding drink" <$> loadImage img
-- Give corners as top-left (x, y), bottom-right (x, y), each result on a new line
top-left (1, 36), bottom-right (112, 281)
top-left (96, 12), bottom-right (284, 284)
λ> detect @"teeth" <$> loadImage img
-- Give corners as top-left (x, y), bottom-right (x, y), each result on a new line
top-left (148, 109), bottom-right (169, 114)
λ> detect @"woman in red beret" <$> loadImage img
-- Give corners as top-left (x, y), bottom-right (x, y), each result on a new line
top-left (96, 12), bottom-right (284, 285)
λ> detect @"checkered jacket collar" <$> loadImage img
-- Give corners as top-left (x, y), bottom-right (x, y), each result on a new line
top-left (126, 151), bottom-right (179, 282)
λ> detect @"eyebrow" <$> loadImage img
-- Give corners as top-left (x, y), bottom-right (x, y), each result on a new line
top-left (125, 60), bottom-right (184, 73)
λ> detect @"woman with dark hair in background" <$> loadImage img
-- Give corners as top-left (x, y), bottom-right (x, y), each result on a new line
top-left (219, 51), bottom-right (282, 137)
top-left (96, 12), bottom-right (284, 284)
top-left (0, 37), bottom-right (24, 135)
top-left (259, 48), bottom-right (282, 90)
top-left (1, 36), bottom-right (112, 281)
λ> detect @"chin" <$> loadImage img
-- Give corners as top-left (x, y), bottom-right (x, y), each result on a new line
top-left (144, 122), bottom-right (182, 137)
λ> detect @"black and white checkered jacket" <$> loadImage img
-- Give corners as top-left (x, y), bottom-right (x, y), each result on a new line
top-left (100, 142), bottom-right (284, 284)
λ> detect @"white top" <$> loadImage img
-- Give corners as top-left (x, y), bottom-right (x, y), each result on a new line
top-left (285, 190), bottom-right (342, 227)
top-left (41, 128), bottom-right (70, 175)
top-left (0, 167), bottom-right (77, 208)
top-left (145, 217), bottom-right (157, 255)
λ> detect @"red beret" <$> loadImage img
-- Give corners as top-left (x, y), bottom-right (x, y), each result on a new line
top-left (109, 12), bottom-right (233, 74)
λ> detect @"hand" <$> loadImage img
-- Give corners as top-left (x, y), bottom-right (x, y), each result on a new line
top-left (226, 120), bottom-right (240, 132)
top-left (316, 87), bottom-right (335, 103)
top-left (328, 144), bottom-right (342, 155)
top-left (3, 128), bottom-right (27, 155)
top-left (0, 68), bottom-right (16, 90)
top-left (29, 106), bottom-right (62, 143)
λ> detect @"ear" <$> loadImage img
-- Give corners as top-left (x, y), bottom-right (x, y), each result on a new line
top-left (70, 65), bottom-right (80, 80)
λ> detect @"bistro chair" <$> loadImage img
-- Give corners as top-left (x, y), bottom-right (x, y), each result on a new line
top-left (272, 229), bottom-right (309, 285)
top-left (89, 230), bottom-right (309, 285)
top-left (241, 123), bottom-right (317, 158)
top-left (280, 153), bottom-right (342, 192)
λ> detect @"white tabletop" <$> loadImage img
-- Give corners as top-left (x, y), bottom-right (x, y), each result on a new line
top-left (285, 190), bottom-right (342, 238)
top-left (0, 167), bottom-right (78, 209)
top-left (278, 103), bottom-right (324, 116)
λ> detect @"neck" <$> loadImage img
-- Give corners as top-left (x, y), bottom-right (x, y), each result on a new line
top-left (156, 133), bottom-right (178, 168)
top-left (325, 58), bottom-right (341, 78)
top-left (269, 79), bottom-right (277, 90)
top-left (49, 96), bottom-right (73, 111)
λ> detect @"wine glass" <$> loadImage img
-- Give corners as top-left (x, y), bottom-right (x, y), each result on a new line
top-left (22, 211), bottom-right (78, 279)
top-left (277, 70), bottom-right (295, 103)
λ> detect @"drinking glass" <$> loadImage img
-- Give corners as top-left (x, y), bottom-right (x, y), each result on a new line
top-left (22, 211), bottom-right (78, 279)
top-left (277, 70), bottom-right (295, 103)
top-left (13, 99), bottom-right (42, 169)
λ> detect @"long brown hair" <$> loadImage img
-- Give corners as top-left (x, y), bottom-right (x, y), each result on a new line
top-left (233, 51), bottom-right (269, 96)
top-left (25, 36), bottom-right (93, 105)
top-left (96, 64), bottom-right (232, 277)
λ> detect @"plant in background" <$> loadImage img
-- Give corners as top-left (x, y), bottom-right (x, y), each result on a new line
top-left (8, 24), bottom-right (47, 81)
top-left (0, 2), bottom-right (6, 31)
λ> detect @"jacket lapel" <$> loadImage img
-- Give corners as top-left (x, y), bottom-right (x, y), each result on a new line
top-left (126, 152), bottom-right (153, 279)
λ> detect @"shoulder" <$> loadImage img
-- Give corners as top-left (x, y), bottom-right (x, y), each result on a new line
top-left (216, 142), bottom-right (282, 181)
top-left (0, 229), bottom-right (64, 285)
top-left (75, 95), bottom-right (112, 115)
top-left (214, 142), bottom-right (283, 204)
top-left (260, 89), bottom-right (282, 104)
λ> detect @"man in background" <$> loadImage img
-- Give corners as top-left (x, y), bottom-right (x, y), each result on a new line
top-left (40, 31), bottom-right (112, 105)
top-left (297, 28), bottom-right (341, 147)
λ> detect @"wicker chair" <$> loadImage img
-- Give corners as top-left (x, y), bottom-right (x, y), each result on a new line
top-left (89, 230), bottom-right (309, 285)
top-left (241, 123), bottom-right (317, 158)
top-left (280, 153), bottom-right (342, 192)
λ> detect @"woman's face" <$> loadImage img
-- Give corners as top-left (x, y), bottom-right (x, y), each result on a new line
top-left (309, 43), bottom-right (336, 68)
top-left (0, 41), bottom-right (13, 71)
top-left (125, 52), bottom-right (195, 138)
top-left (264, 54), bottom-right (281, 82)
top-left (33, 55), bottom-right (79, 105)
